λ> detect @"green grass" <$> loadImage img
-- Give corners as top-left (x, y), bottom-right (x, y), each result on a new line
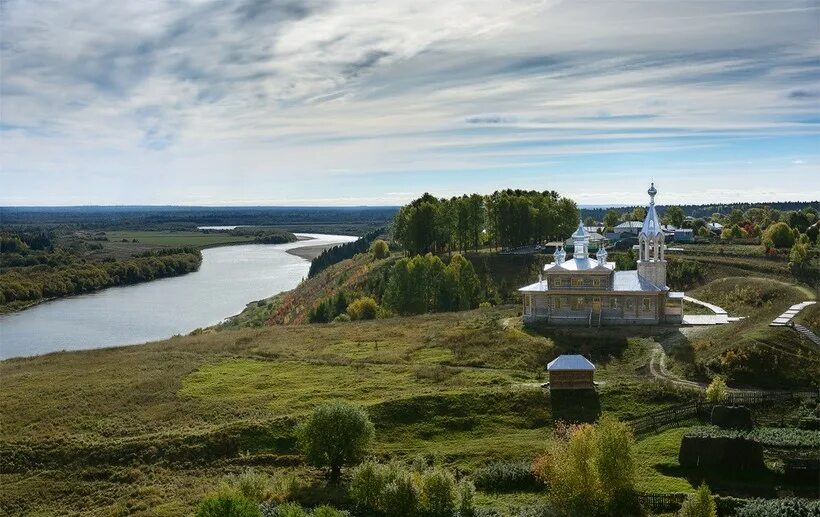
top-left (104, 230), bottom-right (257, 248)
top-left (634, 427), bottom-right (695, 493)
top-left (0, 306), bottom-right (701, 514)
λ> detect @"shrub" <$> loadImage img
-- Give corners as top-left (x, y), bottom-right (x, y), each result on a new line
top-left (312, 506), bottom-right (347, 517)
top-left (196, 490), bottom-right (262, 517)
top-left (678, 483), bottom-right (716, 517)
top-left (456, 479), bottom-right (476, 517)
top-left (704, 377), bottom-right (727, 404)
top-left (472, 461), bottom-right (540, 492)
top-left (347, 297), bottom-right (380, 320)
top-left (735, 498), bottom-right (820, 517)
top-left (332, 313), bottom-right (351, 323)
top-left (371, 239), bottom-right (390, 259)
top-left (420, 468), bottom-right (457, 517)
top-left (349, 460), bottom-right (388, 511)
top-left (710, 405), bottom-right (752, 429)
top-left (275, 502), bottom-right (309, 517)
top-left (224, 468), bottom-right (271, 503)
top-left (296, 402), bottom-right (375, 481)
top-left (270, 471), bottom-right (302, 504)
top-left (382, 469), bottom-right (420, 517)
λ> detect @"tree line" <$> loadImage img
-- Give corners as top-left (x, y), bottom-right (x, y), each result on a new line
top-left (393, 190), bottom-right (579, 255)
top-left (308, 228), bottom-right (385, 278)
top-left (0, 247), bottom-right (202, 308)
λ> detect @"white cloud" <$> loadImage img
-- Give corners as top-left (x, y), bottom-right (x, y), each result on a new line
top-left (1, 0), bottom-right (819, 204)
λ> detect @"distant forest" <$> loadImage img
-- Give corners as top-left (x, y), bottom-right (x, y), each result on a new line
top-left (0, 206), bottom-right (399, 235)
top-left (581, 201), bottom-right (820, 222)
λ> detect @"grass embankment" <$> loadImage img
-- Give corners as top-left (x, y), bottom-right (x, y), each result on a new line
top-left (662, 276), bottom-right (819, 388)
top-left (1, 307), bottom-right (701, 515)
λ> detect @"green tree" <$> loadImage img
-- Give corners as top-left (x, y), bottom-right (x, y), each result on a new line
top-left (664, 206), bottom-right (685, 227)
top-left (371, 239), bottom-right (390, 259)
top-left (762, 222), bottom-right (797, 250)
top-left (705, 377), bottom-right (727, 404)
top-left (347, 296), bottom-right (380, 320)
top-left (631, 206), bottom-right (647, 222)
top-left (678, 483), bottom-right (717, 517)
top-left (296, 402), bottom-right (375, 482)
top-left (533, 416), bottom-right (639, 516)
top-left (721, 224), bottom-right (745, 240)
top-left (603, 209), bottom-right (621, 229)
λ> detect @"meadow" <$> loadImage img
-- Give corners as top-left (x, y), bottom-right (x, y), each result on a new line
top-left (2, 306), bottom-right (707, 515)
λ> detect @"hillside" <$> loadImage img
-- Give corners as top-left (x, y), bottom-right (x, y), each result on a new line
top-left (1, 306), bottom-right (706, 514)
top-left (662, 277), bottom-right (819, 388)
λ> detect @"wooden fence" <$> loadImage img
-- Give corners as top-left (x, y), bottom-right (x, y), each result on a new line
top-left (636, 492), bottom-right (687, 512)
top-left (628, 390), bottom-right (816, 435)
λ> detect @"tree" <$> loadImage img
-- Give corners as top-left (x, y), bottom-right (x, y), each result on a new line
top-left (762, 222), bottom-right (797, 250)
top-left (721, 224), bottom-right (745, 240)
top-left (603, 209), bottom-right (621, 229)
top-left (584, 216), bottom-right (595, 227)
top-left (678, 483), bottom-right (717, 517)
top-left (631, 206), bottom-right (647, 222)
top-left (664, 206), bottom-right (685, 227)
top-left (705, 377), bottom-right (727, 404)
top-left (419, 468), bottom-right (457, 517)
top-left (296, 402), bottom-right (375, 482)
top-left (533, 416), bottom-right (639, 516)
top-left (347, 296), bottom-right (380, 320)
top-left (371, 239), bottom-right (390, 259)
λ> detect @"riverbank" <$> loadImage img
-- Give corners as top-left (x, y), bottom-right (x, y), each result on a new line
top-left (286, 242), bottom-right (339, 260)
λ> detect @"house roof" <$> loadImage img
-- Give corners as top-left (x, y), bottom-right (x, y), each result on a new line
top-left (548, 354), bottom-right (595, 371)
top-left (546, 258), bottom-right (614, 272)
top-left (612, 270), bottom-right (664, 292)
top-left (614, 221), bottom-right (642, 229)
top-left (519, 280), bottom-right (548, 293)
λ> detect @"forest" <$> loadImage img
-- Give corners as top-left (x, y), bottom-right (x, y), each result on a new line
top-left (393, 190), bottom-right (579, 255)
top-left (307, 227), bottom-right (385, 278)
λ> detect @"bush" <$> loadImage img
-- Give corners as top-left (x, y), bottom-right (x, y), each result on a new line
top-left (312, 506), bottom-right (347, 517)
top-left (346, 297), bottom-right (380, 320)
top-left (296, 402), bottom-right (375, 481)
top-left (762, 222), bottom-right (796, 250)
top-left (419, 468), bottom-right (457, 517)
top-left (332, 313), bottom-right (351, 323)
top-left (196, 490), bottom-right (262, 517)
top-left (710, 405), bottom-right (753, 429)
top-left (371, 240), bottom-right (390, 259)
top-left (704, 377), bottom-right (727, 404)
top-left (349, 461), bottom-right (388, 511)
top-left (735, 498), bottom-right (820, 517)
top-left (456, 479), bottom-right (476, 517)
top-left (472, 461), bottom-right (540, 492)
top-left (678, 483), bottom-right (716, 517)
top-left (224, 468), bottom-right (271, 503)
top-left (274, 502), bottom-right (309, 517)
top-left (382, 469), bottom-right (420, 517)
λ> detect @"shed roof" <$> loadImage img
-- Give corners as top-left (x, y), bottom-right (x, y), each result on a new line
top-left (548, 354), bottom-right (595, 371)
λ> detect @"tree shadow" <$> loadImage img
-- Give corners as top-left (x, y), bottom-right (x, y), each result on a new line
top-left (655, 464), bottom-right (819, 499)
top-left (550, 389), bottom-right (601, 424)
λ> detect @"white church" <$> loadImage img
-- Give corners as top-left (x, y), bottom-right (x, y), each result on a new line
top-left (520, 183), bottom-right (684, 326)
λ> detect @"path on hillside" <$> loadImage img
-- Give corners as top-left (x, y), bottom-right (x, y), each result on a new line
top-left (770, 300), bottom-right (816, 326)
top-left (647, 344), bottom-right (810, 395)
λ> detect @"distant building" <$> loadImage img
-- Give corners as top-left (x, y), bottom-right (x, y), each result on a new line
top-left (519, 183), bottom-right (684, 326)
top-left (547, 354), bottom-right (595, 389)
top-left (706, 222), bottom-right (724, 234)
top-left (673, 229), bottom-right (694, 242)
top-left (613, 221), bottom-right (643, 235)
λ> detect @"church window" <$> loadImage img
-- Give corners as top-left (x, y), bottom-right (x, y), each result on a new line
top-left (610, 297), bottom-right (619, 309)
top-left (553, 278), bottom-right (562, 287)
top-left (572, 297), bottom-right (585, 310)
top-left (550, 297), bottom-right (557, 310)
top-left (560, 297), bottom-right (568, 308)
top-left (642, 298), bottom-right (653, 311)
top-left (571, 277), bottom-right (582, 287)
top-left (592, 278), bottom-right (601, 287)
top-left (625, 298), bottom-right (634, 310)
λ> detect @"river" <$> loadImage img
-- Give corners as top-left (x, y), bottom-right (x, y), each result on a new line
top-left (0, 233), bottom-right (357, 359)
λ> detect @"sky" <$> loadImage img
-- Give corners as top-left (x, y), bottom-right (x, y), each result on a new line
top-left (1, 0), bottom-right (819, 207)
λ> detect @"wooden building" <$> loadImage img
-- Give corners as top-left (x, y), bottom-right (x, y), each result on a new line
top-left (547, 354), bottom-right (595, 390)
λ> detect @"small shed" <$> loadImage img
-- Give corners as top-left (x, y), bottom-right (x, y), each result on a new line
top-left (547, 355), bottom-right (595, 390)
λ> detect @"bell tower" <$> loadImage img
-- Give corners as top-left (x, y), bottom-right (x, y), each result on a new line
top-left (637, 182), bottom-right (667, 287)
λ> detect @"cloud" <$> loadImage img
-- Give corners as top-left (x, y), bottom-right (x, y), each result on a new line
top-left (1, 0), bottom-right (819, 204)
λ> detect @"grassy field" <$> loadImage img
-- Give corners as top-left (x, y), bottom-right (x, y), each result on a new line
top-left (104, 230), bottom-right (258, 248)
top-left (1, 306), bottom-right (706, 515)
